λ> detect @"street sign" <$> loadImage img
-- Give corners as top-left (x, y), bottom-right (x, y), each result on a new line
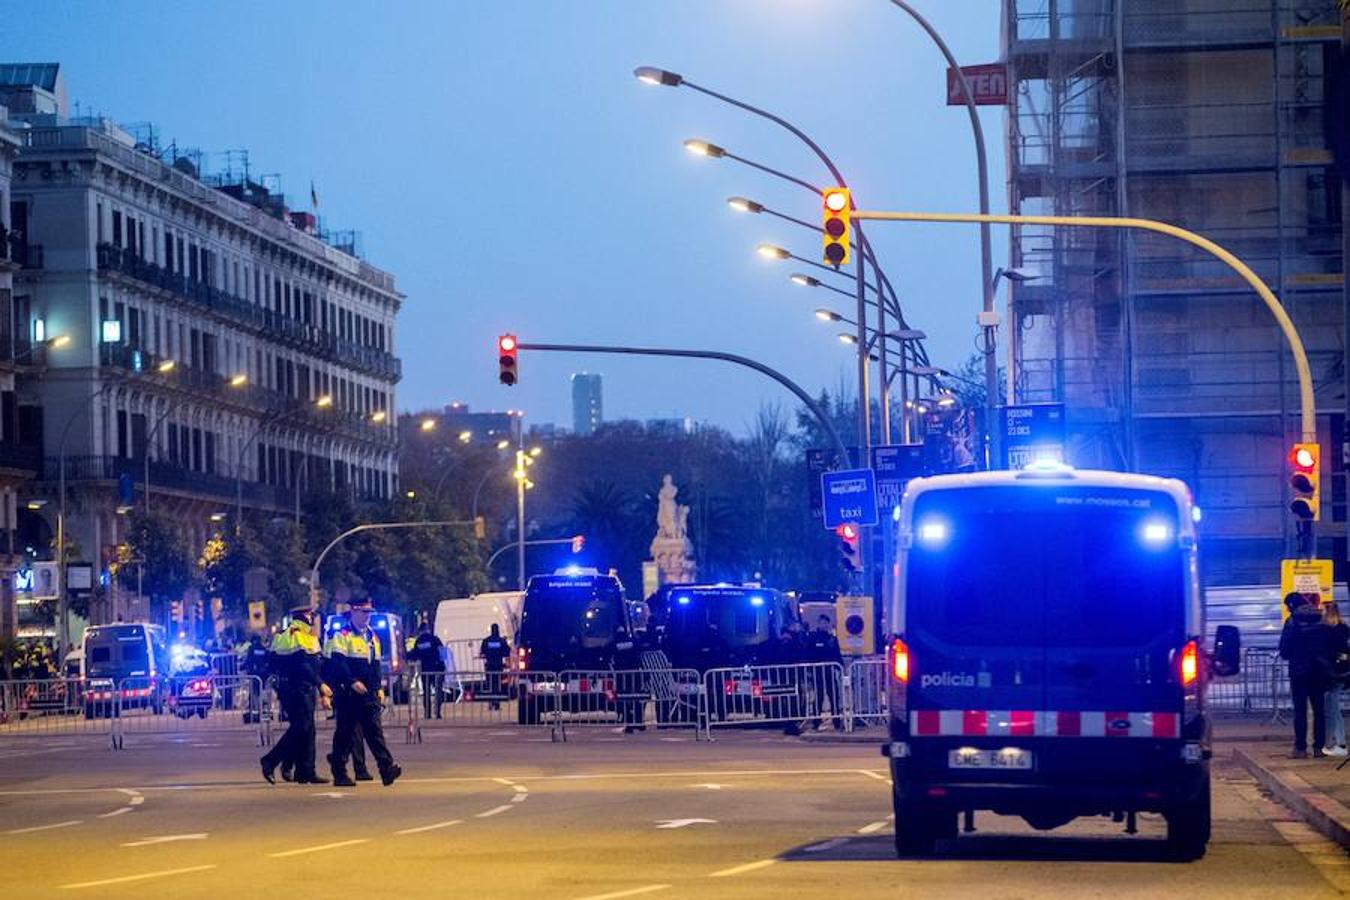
top-left (1280, 558), bottom-right (1333, 619)
top-left (821, 468), bottom-right (878, 529)
top-left (836, 595), bottom-right (875, 656)
top-left (1001, 403), bottom-right (1066, 469)
top-left (946, 63), bottom-right (1008, 106)
top-left (871, 444), bottom-right (924, 512)
top-left (806, 447), bottom-right (858, 517)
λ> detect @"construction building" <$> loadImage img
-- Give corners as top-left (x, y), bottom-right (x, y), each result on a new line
top-left (1003, 0), bottom-right (1347, 584)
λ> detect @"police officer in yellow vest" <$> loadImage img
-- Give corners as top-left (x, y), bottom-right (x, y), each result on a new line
top-left (260, 603), bottom-right (329, 785)
top-left (323, 598), bottom-right (401, 787)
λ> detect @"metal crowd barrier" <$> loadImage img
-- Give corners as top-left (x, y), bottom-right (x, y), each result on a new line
top-left (0, 678), bottom-right (115, 743)
top-left (109, 675), bottom-right (267, 748)
top-left (848, 656), bottom-right (888, 728)
top-left (703, 662), bottom-right (848, 735)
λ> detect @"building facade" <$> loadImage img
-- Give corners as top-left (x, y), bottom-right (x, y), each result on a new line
top-left (1003, 0), bottom-right (1346, 584)
top-left (571, 372), bottom-right (602, 437)
top-left (4, 64), bottom-right (401, 632)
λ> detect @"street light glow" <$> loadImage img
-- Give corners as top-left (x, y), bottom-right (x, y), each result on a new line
top-left (683, 139), bottom-right (726, 159)
top-left (496, 439), bottom-right (510, 450)
top-left (815, 308), bottom-right (841, 322)
top-left (229, 373), bottom-right (247, 387)
top-left (50, 334), bottom-right (71, 349)
top-left (726, 196), bottom-right (763, 214)
top-left (156, 359), bottom-right (176, 373)
top-left (315, 395), bottom-right (333, 408)
top-left (838, 333), bottom-right (858, 345)
top-left (790, 273), bottom-right (819, 288)
top-left (420, 418), bottom-right (436, 432)
top-left (370, 410), bottom-right (387, 423)
top-left (756, 243), bottom-right (788, 261)
top-left (529, 447), bottom-right (542, 457)
top-left (458, 430), bottom-right (473, 443)
top-left (633, 66), bottom-right (682, 87)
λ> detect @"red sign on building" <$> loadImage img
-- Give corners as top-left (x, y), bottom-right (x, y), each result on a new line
top-left (946, 63), bottom-right (1009, 106)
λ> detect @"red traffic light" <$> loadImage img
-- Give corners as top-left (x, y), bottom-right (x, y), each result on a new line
top-left (498, 333), bottom-right (519, 386)
top-left (1291, 445), bottom-right (1316, 470)
top-left (836, 523), bottom-right (859, 541)
top-left (824, 189), bottom-right (849, 213)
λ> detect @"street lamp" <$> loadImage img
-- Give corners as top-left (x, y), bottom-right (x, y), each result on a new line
top-left (315, 394), bottom-right (333, 408)
top-left (683, 139), bottom-right (726, 159)
top-left (816, 308), bottom-right (841, 322)
top-left (229, 373), bottom-right (248, 388)
top-left (370, 410), bottom-right (387, 424)
top-left (756, 243), bottom-right (790, 261)
top-left (156, 359), bottom-right (176, 374)
top-left (458, 430), bottom-right (473, 444)
top-left (420, 418), bottom-right (436, 432)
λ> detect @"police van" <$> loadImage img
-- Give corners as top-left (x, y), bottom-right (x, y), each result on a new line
top-left (884, 466), bottom-right (1239, 859)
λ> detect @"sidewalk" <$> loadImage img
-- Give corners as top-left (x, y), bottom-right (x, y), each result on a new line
top-left (1222, 718), bottom-right (1350, 850)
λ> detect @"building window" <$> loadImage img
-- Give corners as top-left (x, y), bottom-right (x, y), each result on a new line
top-left (112, 210), bottom-right (122, 247)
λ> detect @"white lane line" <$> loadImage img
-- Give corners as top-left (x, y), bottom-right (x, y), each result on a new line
top-left (395, 819), bottom-right (463, 835)
top-left (857, 820), bottom-right (890, 835)
top-left (6, 819), bottom-right (82, 834)
top-left (121, 833), bottom-right (208, 848)
top-left (493, 777), bottom-right (517, 785)
top-left (513, 784), bottom-right (529, 793)
top-left (116, 788), bottom-right (142, 797)
top-left (475, 804), bottom-right (514, 818)
top-left (572, 885), bottom-right (671, 900)
top-left (708, 859), bottom-right (777, 878)
top-left (804, 837), bottom-right (851, 853)
top-left (98, 807), bottom-right (133, 819)
top-left (857, 769), bottom-right (891, 784)
top-left (268, 838), bottom-right (369, 858)
top-left (60, 864), bottom-right (219, 890)
top-left (510, 794), bottom-right (527, 804)
top-left (129, 796), bottom-right (145, 806)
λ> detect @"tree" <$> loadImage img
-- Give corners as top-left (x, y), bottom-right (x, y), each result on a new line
top-left (119, 512), bottom-right (194, 618)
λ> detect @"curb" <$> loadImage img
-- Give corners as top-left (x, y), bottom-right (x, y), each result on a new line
top-left (1233, 746), bottom-right (1350, 850)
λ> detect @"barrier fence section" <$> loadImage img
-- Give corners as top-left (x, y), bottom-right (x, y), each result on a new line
top-left (0, 678), bottom-right (116, 744)
top-left (111, 675), bottom-right (267, 747)
top-left (703, 662), bottom-right (847, 735)
top-left (849, 656), bottom-right (889, 728)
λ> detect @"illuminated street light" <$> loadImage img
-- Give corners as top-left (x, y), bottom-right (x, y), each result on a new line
top-left (458, 430), bottom-right (473, 444)
top-left (420, 418), bottom-right (436, 432)
top-left (49, 335), bottom-right (71, 349)
top-left (315, 395), bottom-right (333, 408)
top-left (838, 333), bottom-right (858, 345)
top-left (209, 512), bottom-right (226, 523)
top-left (370, 410), bottom-right (387, 423)
top-left (529, 447), bottom-right (542, 457)
top-left (683, 139), bottom-right (726, 159)
top-left (633, 66), bottom-right (683, 87)
top-left (229, 373), bottom-right (248, 387)
top-left (156, 359), bottom-right (177, 374)
top-left (495, 439), bottom-right (510, 450)
top-left (727, 196), bottom-right (764, 214)
top-left (756, 243), bottom-right (789, 261)
top-left (790, 273), bottom-right (821, 288)
top-left (815, 308), bottom-right (842, 322)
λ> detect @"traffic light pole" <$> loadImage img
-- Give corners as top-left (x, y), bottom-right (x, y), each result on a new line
top-left (512, 342), bottom-right (851, 469)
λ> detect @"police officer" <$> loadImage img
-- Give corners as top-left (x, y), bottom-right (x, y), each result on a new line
top-left (410, 622), bottom-right (446, 720)
top-left (480, 624), bottom-right (511, 711)
top-left (323, 598), bottom-right (401, 787)
top-left (260, 604), bottom-right (329, 785)
top-left (613, 627), bottom-right (644, 734)
top-left (241, 634), bottom-right (270, 724)
top-left (806, 615), bottom-right (844, 731)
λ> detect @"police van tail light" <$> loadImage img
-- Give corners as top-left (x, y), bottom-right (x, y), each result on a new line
top-left (890, 638), bottom-right (911, 683)
top-left (516, 647), bottom-right (529, 672)
top-left (1178, 640), bottom-right (1199, 688)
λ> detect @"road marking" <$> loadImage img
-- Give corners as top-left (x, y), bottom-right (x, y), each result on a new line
top-left (268, 838), bottom-right (369, 858)
top-left (395, 819), bottom-right (463, 835)
top-left (857, 769), bottom-right (891, 784)
top-left (493, 777), bottom-right (517, 785)
top-left (6, 819), bottom-right (82, 834)
top-left (692, 783), bottom-right (727, 790)
top-left (129, 796), bottom-right (145, 806)
top-left (60, 864), bottom-right (218, 890)
top-left (475, 804), bottom-right (514, 818)
top-left (98, 807), bottom-right (133, 818)
top-left (510, 794), bottom-right (528, 803)
top-left (121, 833), bottom-right (208, 847)
top-left (857, 819), bottom-right (890, 834)
top-left (655, 818), bottom-right (718, 830)
top-left (312, 792), bottom-right (348, 799)
top-left (804, 837), bottom-right (851, 852)
top-left (513, 784), bottom-right (529, 793)
top-left (572, 885), bottom-right (671, 900)
top-left (708, 859), bottom-right (776, 878)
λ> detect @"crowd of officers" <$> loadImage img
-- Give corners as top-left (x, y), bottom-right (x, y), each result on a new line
top-left (5, 641), bottom-right (60, 680)
top-left (259, 598), bottom-right (401, 788)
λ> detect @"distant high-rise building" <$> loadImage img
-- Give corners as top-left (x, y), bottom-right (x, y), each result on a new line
top-left (571, 373), bottom-right (602, 436)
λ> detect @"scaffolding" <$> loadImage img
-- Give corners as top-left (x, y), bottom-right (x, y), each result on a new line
top-left (1005, 0), bottom-right (1346, 584)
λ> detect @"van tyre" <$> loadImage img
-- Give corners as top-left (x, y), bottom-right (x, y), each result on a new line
top-left (1164, 774), bottom-right (1211, 861)
top-left (892, 794), bottom-right (945, 857)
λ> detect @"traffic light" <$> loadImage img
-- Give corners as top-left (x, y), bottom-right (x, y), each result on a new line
top-left (836, 523), bottom-right (861, 573)
top-left (821, 187), bottom-right (851, 267)
top-left (1290, 442), bottom-right (1320, 522)
top-left (571, 535), bottom-right (585, 554)
top-left (498, 334), bottom-right (518, 386)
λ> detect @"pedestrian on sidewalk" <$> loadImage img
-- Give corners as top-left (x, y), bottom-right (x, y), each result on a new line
top-left (1322, 600), bottom-right (1350, 758)
top-left (1279, 592), bottom-right (1333, 759)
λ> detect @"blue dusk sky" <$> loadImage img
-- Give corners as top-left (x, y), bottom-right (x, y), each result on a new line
top-left (9, 0), bottom-right (1007, 434)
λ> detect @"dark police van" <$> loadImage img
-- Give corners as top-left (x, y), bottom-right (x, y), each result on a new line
top-left (884, 466), bottom-right (1239, 860)
top-left (514, 568), bottom-right (636, 723)
top-left (657, 584), bottom-right (799, 671)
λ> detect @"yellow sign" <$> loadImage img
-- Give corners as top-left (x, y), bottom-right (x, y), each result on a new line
top-left (836, 595), bottom-right (875, 656)
top-left (1280, 559), bottom-right (1333, 620)
top-left (247, 600), bottom-right (267, 634)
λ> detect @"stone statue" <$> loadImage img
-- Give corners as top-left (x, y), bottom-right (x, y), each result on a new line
top-left (649, 474), bottom-right (696, 585)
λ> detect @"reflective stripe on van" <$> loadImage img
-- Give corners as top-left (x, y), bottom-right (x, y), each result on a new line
top-left (912, 710), bottom-right (1179, 739)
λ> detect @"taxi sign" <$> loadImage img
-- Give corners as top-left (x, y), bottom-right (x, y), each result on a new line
top-left (821, 468), bottom-right (878, 529)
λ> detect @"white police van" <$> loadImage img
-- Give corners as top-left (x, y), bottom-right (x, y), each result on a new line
top-left (883, 465), bottom-right (1240, 859)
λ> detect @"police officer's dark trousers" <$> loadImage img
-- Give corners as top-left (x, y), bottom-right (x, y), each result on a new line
top-left (263, 680), bottom-right (317, 778)
top-left (331, 693), bottom-right (394, 778)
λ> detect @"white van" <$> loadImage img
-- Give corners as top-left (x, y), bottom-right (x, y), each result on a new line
top-left (434, 591), bottom-right (524, 674)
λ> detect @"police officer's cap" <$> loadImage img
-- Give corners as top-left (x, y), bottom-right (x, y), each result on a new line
top-left (348, 598), bottom-right (375, 611)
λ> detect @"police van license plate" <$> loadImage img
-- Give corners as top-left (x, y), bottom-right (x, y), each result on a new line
top-left (948, 748), bottom-right (1033, 770)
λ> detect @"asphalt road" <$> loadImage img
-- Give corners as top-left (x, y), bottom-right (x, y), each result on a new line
top-left (0, 725), bottom-right (1346, 899)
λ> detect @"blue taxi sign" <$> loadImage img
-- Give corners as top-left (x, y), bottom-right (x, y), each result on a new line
top-left (821, 468), bottom-right (879, 529)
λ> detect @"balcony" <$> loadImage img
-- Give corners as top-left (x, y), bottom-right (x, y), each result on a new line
top-left (96, 244), bottom-right (401, 382)
top-left (45, 454), bottom-right (295, 509)
top-left (0, 441), bottom-right (41, 475)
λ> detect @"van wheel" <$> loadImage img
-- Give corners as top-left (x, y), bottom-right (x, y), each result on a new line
top-left (892, 794), bottom-right (941, 857)
top-left (1164, 775), bottom-right (1211, 861)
